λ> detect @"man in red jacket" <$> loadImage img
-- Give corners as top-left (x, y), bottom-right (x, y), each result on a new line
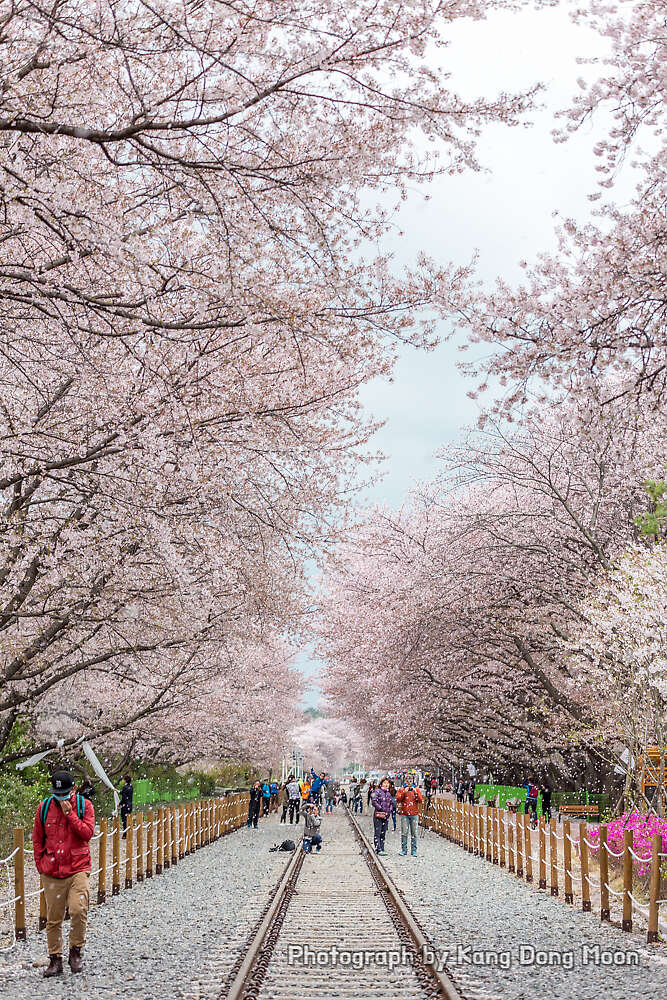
top-left (33, 770), bottom-right (95, 977)
top-left (396, 776), bottom-right (423, 857)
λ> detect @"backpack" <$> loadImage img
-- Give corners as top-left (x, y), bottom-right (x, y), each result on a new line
top-left (39, 794), bottom-right (86, 834)
top-left (528, 784), bottom-right (539, 799)
top-left (269, 839), bottom-right (296, 852)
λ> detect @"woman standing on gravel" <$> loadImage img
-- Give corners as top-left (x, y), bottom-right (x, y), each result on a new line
top-left (371, 778), bottom-right (393, 856)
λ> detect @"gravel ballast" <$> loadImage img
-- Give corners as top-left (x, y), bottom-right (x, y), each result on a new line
top-left (0, 813), bottom-right (295, 999)
top-left (360, 815), bottom-right (666, 1000)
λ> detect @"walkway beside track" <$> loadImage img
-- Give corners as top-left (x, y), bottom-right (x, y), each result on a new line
top-left (358, 814), bottom-right (666, 1000)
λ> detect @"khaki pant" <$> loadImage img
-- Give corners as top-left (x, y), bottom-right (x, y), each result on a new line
top-left (42, 871), bottom-right (90, 956)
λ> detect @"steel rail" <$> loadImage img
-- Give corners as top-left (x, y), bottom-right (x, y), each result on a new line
top-left (346, 807), bottom-right (465, 1000)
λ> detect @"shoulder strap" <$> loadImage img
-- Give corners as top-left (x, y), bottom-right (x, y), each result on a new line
top-left (76, 794), bottom-right (85, 819)
top-left (40, 796), bottom-right (54, 830)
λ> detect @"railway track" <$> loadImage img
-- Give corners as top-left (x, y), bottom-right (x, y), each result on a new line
top-left (222, 808), bottom-right (463, 1000)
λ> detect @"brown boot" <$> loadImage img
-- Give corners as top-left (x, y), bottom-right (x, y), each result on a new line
top-left (43, 955), bottom-right (63, 978)
top-left (68, 946), bottom-right (83, 973)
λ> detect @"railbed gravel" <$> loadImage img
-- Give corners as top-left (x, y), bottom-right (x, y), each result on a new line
top-left (0, 814), bottom-right (295, 1000)
top-left (359, 814), bottom-right (666, 1000)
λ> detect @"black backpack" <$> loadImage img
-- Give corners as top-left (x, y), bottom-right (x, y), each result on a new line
top-left (39, 794), bottom-right (86, 834)
top-left (269, 839), bottom-right (296, 852)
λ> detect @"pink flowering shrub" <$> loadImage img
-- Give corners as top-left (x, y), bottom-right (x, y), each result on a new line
top-left (587, 812), bottom-right (667, 879)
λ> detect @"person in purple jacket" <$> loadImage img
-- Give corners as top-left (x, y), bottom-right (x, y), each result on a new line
top-left (371, 777), bottom-right (393, 856)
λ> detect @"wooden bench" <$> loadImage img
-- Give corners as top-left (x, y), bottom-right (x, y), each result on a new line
top-left (558, 804), bottom-right (599, 821)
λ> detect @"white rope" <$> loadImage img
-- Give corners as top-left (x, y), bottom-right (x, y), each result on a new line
top-left (604, 882), bottom-right (626, 898)
top-left (584, 874), bottom-right (601, 887)
top-left (628, 846), bottom-right (652, 862)
top-left (22, 887), bottom-right (44, 900)
top-left (604, 845), bottom-right (625, 858)
top-left (0, 895), bottom-right (21, 908)
top-left (0, 848), bottom-right (19, 864)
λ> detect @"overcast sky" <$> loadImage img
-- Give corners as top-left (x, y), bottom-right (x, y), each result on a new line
top-left (298, 4), bottom-right (634, 707)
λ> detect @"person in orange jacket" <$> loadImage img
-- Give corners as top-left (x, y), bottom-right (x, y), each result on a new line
top-left (396, 776), bottom-right (423, 857)
top-left (33, 770), bottom-right (95, 977)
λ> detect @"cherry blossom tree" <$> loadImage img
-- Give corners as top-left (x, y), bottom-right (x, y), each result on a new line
top-left (318, 392), bottom-right (667, 783)
top-left (446, 0), bottom-right (667, 411)
top-left (1, 1), bottom-right (534, 766)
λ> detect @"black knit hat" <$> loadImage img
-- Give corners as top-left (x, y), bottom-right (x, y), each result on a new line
top-left (50, 770), bottom-right (75, 799)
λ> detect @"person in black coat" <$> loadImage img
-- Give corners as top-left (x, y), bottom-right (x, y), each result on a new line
top-left (119, 774), bottom-right (133, 838)
top-left (247, 781), bottom-right (262, 829)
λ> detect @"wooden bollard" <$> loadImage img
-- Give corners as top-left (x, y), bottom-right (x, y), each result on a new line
top-left (499, 809), bottom-right (506, 867)
top-left (599, 824), bottom-right (610, 920)
top-left (13, 828), bottom-right (26, 941)
top-left (472, 806), bottom-right (479, 855)
top-left (136, 812), bottom-right (144, 882)
top-left (39, 876), bottom-right (47, 930)
top-left (162, 808), bottom-right (170, 870)
top-left (97, 818), bottom-right (108, 904)
top-left (492, 808), bottom-right (499, 864)
top-left (648, 833), bottom-right (662, 943)
top-left (580, 821), bottom-right (591, 911)
top-left (538, 817), bottom-right (547, 889)
top-left (112, 816), bottom-right (121, 895)
top-left (549, 817), bottom-right (558, 896)
top-left (523, 813), bottom-right (533, 883)
top-left (125, 813), bottom-right (133, 889)
top-left (508, 815), bottom-right (515, 872)
top-left (171, 806), bottom-right (178, 865)
top-left (515, 813), bottom-right (523, 878)
top-left (485, 807), bottom-right (492, 861)
top-left (178, 805), bottom-right (184, 858)
top-left (156, 808), bottom-right (163, 875)
top-left (622, 828), bottom-right (633, 932)
top-left (563, 819), bottom-right (573, 903)
top-left (146, 810), bottom-right (153, 878)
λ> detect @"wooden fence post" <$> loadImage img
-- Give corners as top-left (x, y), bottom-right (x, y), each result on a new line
top-left (508, 814), bottom-right (515, 873)
top-left (136, 812), bottom-right (144, 883)
top-left (146, 810), bottom-right (153, 878)
top-left (112, 816), bottom-right (121, 895)
top-left (622, 828), bottom-right (633, 932)
top-left (563, 819), bottom-right (573, 903)
top-left (171, 806), bottom-right (178, 865)
top-left (515, 813), bottom-right (523, 878)
top-left (648, 833), bottom-right (662, 943)
top-left (125, 813), bottom-right (133, 889)
top-left (523, 813), bottom-right (533, 883)
top-left (486, 806), bottom-right (492, 860)
top-left (13, 828), bottom-right (26, 941)
top-left (599, 824), bottom-right (610, 920)
top-left (580, 821), bottom-right (591, 912)
top-left (156, 808), bottom-right (163, 875)
top-left (39, 876), bottom-right (47, 930)
top-left (538, 817), bottom-right (547, 889)
top-left (499, 809), bottom-right (506, 867)
top-left (549, 817), bottom-right (558, 896)
top-left (162, 808), bottom-right (170, 870)
top-left (97, 818), bottom-right (107, 904)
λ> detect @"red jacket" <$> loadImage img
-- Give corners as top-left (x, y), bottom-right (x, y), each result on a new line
top-left (396, 786), bottom-right (423, 816)
top-left (33, 795), bottom-right (95, 879)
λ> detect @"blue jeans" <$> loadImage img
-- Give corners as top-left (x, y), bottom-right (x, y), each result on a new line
top-left (303, 834), bottom-right (322, 853)
top-left (401, 814), bottom-right (418, 854)
top-left (325, 798), bottom-right (334, 813)
top-left (353, 796), bottom-right (363, 813)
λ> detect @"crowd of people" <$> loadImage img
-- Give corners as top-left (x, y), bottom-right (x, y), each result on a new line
top-left (30, 764), bottom-right (558, 978)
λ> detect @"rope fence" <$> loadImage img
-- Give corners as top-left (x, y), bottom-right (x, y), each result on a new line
top-left (1, 791), bottom-right (249, 950)
top-left (420, 798), bottom-right (666, 945)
